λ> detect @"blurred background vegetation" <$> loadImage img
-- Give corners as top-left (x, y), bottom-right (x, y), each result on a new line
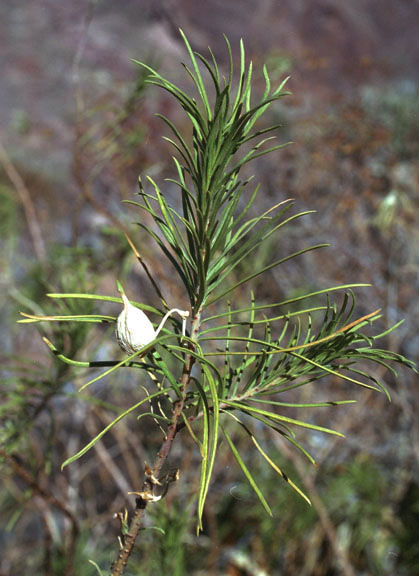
top-left (0, 1), bottom-right (418, 575)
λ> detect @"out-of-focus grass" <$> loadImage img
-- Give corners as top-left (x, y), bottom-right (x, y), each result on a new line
top-left (361, 82), bottom-right (419, 160)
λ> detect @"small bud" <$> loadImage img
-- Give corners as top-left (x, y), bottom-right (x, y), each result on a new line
top-left (144, 461), bottom-right (162, 486)
top-left (127, 489), bottom-right (162, 502)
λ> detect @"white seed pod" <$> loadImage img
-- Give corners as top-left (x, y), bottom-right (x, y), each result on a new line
top-left (115, 282), bottom-right (190, 356)
top-left (116, 290), bottom-right (156, 355)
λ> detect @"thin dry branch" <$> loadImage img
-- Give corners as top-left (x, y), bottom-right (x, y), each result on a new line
top-left (0, 137), bottom-right (46, 264)
top-left (278, 440), bottom-right (357, 576)
top-left (0, 448), bottom-right (79, 576)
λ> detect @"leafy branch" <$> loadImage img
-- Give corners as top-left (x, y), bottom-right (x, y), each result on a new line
top-left (18, 30), bottom-right (416, 575)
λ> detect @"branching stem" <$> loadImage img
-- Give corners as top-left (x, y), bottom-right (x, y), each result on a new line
top-left (110, 309), bottom-right (202, 575)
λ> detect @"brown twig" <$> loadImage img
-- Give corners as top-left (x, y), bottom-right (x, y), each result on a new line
top-left (86, 413), bottom-right (133, 499)
top-left (37, 497), bottom-right (54, 576)
top-left (278, 440), bottom-right (357, 576)
top-left (0, 448), bottom-right (79, 576)
top-left (110, 309), bottom-right (201, 575)
top-left (71, 1), bottom-right (128, 239)
top-left (124, 232), bottom-right (169, 310)
top-left (0, 137), bottom-right (47, 264)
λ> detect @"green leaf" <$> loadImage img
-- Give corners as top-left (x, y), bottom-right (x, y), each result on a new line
top-left (179, 29), bottom-right (212, 121)
top-left (18, 312), bottom-right (115, 324)
top-left (88, 560), bottom-right (107, 576)
top-left (226, 411), bottom-right (311, 505)
top-left (288, 351), bottom-right (385, 396)
top-left (202, 284), bottom-right (373, 324)
top-left (46, 292), bottom-right (161, 315)
top-left (196, 364), bottom-right (220, 531)
top-left (247, 398), bottom-right (357, 409)
top-left (79, 333), bottom-right (174, 392)
top-left (221, 422), bottom-right (272, 516)
top-left (41, 336), bottom-right (146, 369)
top-left (223, 400), bottom-right (345, 437)
top-left (61, 389), bottom-right (168, 469)
top-left (208, 244), bottom-right (329, 305)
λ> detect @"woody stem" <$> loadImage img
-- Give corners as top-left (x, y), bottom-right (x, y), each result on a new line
top-left (110, 308), bottom-right (201, 576)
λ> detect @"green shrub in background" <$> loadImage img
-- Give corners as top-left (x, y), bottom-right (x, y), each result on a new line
top-left (15, 31), bottom-right (415, 575)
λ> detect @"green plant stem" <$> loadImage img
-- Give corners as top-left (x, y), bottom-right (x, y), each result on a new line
top-left (110, 309), bottom-right (202, 576)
